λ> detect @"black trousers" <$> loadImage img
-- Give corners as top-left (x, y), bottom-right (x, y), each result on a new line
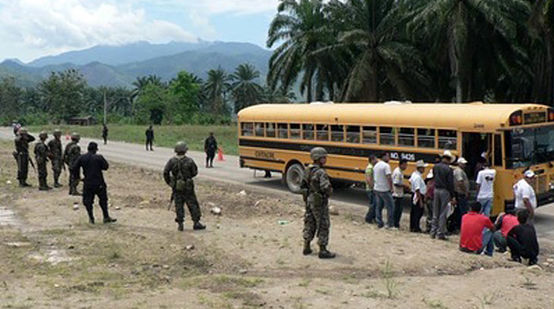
top-left (507, 236), bottom-right (538, 264)
top-left (206, 150), bottom-right (215, 166)
top-left (410, 199), bottom-right (424, 232)
top-left (82, 184), bottom-right (110, 221)
top-left (146, 139), bottom-right (153, 150)
top-left (393, 197), bottom-right (403, 228)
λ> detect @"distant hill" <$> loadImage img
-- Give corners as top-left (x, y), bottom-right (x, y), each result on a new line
top-left (0, 41), bottom-right (271, 88)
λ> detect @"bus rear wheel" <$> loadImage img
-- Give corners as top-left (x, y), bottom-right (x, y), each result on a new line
top-left (285, 163), bottom-right (304, 193)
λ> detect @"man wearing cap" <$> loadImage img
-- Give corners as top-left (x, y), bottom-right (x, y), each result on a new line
top-left (34, 131), bottom-right (52, 191)
top-left (374, 153), bottom-right (395, 229)
top-left (48, 129), bottom-right (63, 187)
top-left (513, 170), bottom-right (537, 222)
top-left (14, 128), bottom-right (35, 187)
top-left (476, 162), bottom-right (496, 216)
top-left (301, 147), bottom-right (335, 259)
top-left (163, 142), bottom-right (206, 231)
top-left (72, 142), bottom-right (116, 224)
top-left (409, 160), bottom-right (427, 232)
top-left (64, 133), bottom-right (82, 195)
top-left (430, 151), bottom-right (456, 240)
top-left (453, 157), bottom-right (470, 229)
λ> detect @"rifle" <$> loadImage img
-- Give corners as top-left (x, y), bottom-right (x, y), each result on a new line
top-left (28, 157), bottom-right (36, 173)
top-left (168, 190), bottom-right (175, 211)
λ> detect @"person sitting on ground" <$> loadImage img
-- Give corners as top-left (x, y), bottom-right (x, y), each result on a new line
top-left (507, 209), bottom-right (539, 265)
top-left (493, 207), bottom-right (519, 253)
top-left (459, 202), bottom-right (496, 256)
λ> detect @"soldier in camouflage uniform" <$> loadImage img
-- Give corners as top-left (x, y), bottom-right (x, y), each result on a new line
top-left (14, 128), bottom-right (35, 187)
top-left (48, 129), bottom-right (63, 187)
top-left (63, 133), bottom-right (82, 195)
top-left (34, 131), bottom-right (52, 191)
top-left (163, 141), bottom-right (206, 231)
top-left (301, 147), bottom-right (335, 259)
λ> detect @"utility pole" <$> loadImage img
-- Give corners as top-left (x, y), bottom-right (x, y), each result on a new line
top-left (103, 90), bottom-right (107, 125)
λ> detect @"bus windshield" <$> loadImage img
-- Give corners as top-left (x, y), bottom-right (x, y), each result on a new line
top-left (505, 124), bottom-right (554, 168)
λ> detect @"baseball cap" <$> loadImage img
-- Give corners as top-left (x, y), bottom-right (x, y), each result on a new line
top-left (524, 170), bottom-right (535, 178)
top-left (457, 157), bottom-right (468, 164)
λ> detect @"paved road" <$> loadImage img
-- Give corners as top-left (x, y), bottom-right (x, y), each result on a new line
top-left (2, 127), bottom-right (553, 247)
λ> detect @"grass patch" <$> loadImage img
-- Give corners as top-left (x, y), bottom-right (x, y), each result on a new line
top-left (28, 124), bottom-right (238, 155)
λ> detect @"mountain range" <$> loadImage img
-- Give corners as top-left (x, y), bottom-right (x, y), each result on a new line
top-left (0, 41), bottom-right (272, 88)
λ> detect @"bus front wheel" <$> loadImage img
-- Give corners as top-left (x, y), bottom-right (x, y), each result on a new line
top-left (285, 163), bottom-right (304, 193)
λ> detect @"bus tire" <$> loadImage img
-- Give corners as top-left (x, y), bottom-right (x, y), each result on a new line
top-left (285, 163), bottom-right (304, 193)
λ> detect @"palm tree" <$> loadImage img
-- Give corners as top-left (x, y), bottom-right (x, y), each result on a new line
top-left (230, 64), bottom-right (264, 112)
top-left (203, 67), bottom-right (230, 115)
top-left (408, 0), bottom-right (530, 102)
top-left (267, 0), bottom-right (336, 102)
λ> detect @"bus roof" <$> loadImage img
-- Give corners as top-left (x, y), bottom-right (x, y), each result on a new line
top-left (237, 103), bottom-right (550, 131)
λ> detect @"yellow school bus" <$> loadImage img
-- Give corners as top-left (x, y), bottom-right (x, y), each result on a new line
top-left (237, 102), bottom-right (554, 215)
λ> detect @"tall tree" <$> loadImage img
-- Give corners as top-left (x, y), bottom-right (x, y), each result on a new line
top-left (203, 67), bottom-right (230, 115)
top-left (230, 64), bottom-right (264, 112)
top-left (169, 70), bottom-right (201, 120)
top-left (37, 69), bottom-right (87, 122)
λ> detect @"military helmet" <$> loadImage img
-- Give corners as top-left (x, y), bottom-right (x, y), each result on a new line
top-left (18, 128), bottom-right (28, 135)
top-left (71, 132), bottom-right (80, 141)
top-left (39, 131), bottom-right (48, 139)
top-left (310, 147), bottom-right (328, 161)
top-left (174, 141), bottom-right (188, 153)
top-left (53, 129), bottom-right (62, 136)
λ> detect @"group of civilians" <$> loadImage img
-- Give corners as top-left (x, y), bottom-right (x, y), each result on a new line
top-left (364, 150), bottom-right (540, 265)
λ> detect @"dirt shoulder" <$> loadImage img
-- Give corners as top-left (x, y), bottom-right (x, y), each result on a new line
top-left (1, 140), bottom-right (553, 309)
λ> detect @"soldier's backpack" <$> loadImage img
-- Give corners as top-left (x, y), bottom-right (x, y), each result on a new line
top-left (174, 157), bottom-right (192, 192)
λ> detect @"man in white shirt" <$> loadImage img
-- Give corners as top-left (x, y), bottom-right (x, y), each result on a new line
top-left (476, 162), bottom-right (496, 216)
top-left (513, 170), bottom-right (537, 221)
top-left (392, 159), bottom-right (409, 229)
top-left (409, 160), bottom-right (427, 232)
top-left (373, 152), bottom-right (394, 228)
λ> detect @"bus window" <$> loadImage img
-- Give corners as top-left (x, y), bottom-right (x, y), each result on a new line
top-left (438, 129), bottom-right (457, 149)
top-left (417, 128), bottom-right (435, 148)
top-left (255, 123), bottom-right (264, 137)
top-left (331, 125), bottom-right (344, 142)
top-left (290, 123), bottom-right (301, 139)
top-left (316, 124), bottom-right (329, 141)
top-left (398, 128), bottom-right (414, 146)
top-left (346, 126), bottom-right (361, 143)
top-left (277, 123), bottom-right (288, 139)
top-left (241, 123), bottom-right (254, 136)
top-left (303, 124), bottom-right (314, 140)
top-left (362, 126), bottom-right (377, 144)
top-left (266, 123), bottom-right (276, 138)
top-left (380, 127), bottom-right (395, 145)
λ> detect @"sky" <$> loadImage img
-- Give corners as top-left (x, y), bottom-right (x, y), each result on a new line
top-left (0, 0), bottom-right (280, 62)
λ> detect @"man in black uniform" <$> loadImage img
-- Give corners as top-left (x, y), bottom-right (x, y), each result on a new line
top-left (48, 129), bottom-right (63, 187)
top-left (14, 128), bottom-right (35, 187)
top-left (34, 131), bottom-right (52, 191)
top-left (145, 125), bottom-right (154, 151)
top-left (204, 132), bottom-right (217, 168)
top-left (102, 123), bottom-right (108, 145)
top-left (72, 142), bottom-right (117, 224)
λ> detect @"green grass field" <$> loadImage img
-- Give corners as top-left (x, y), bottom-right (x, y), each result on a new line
top-left (28, 124), bottom-right (239, 155)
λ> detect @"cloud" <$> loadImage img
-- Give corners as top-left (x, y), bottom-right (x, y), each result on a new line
top-left (0, 0), bottom-right (197, 60)
top-left (143, 0), bottom-right (279, 15)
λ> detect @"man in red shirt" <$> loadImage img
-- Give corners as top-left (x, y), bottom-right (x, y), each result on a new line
top-left (493, 208), bottom-right (518, 252)
top-left (460, 202), bottom-right (496, 256)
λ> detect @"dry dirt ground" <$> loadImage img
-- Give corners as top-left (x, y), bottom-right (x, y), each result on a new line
top-left (1, 141), bottom-right (554, 309)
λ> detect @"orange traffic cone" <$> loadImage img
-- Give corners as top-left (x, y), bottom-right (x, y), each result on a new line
top-left (217, 147), bottom-right (225, 161)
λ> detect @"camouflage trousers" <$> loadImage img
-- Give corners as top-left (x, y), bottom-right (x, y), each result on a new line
top-left (16, 153), bottom-right (29, 183)
top-left (37, 161), bottom-right (48, 187)
top-left (68, 168), bottom-right (80, 194)
top-left (303, 194), bottom-right (330, 246)
top-left (51, 158), bottom-right (62, 183)
top-left (174, 191), bottom-right (202, 223)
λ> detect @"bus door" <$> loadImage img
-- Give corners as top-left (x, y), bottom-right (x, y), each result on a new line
top-left (462, 132), bottom-right (492, 180)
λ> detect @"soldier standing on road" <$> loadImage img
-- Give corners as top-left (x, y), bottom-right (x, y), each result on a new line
top-left (204, 132), bottom-right (217, 168)
top-left (14, 128), bottom-right (35, 187)
top-left (34, 131), bottom-right (52, 191)
top-left (102, 123), bottom-right (108, 145)
top-left (301, 147), bottom-right (335, 259)
top-left (64, 133), bottom-right (82, 195)
top-left (145, 125), bottom-right (154, 151)
top-left (72, 142), bottom-right (117, 224)
top-left (164, 142), bottom-right (206, 231)
top-left (48, 129), bottom-right (63, 187)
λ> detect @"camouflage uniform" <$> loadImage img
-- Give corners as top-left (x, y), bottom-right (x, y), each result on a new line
top-left (63, 135), bottom-right (81, 195)
top-left (14, 130), bottom-right (35, 186)
top-left (302, 164), bottom-right (333, 246)
top-left (163, 154), bottom-right (203, 226)
top-left (34, 133), bottom-right (50, 190)
top-left (47, 131), bottom-right (63, 187)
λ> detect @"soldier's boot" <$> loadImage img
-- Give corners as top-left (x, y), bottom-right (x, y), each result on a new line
top-left (54, 177), bottom-right (62, 188)
top-left (19, 179), bottom-right (32, 187)
top-left (103, 217), bottom-right (117, 224)
top-left (193, 221), bottom-right (206, 230)
top-left (39, 179), bottom-right (51, 191)
top-left (318, 246), bottom-right (336, 259)
top-left (302, 241), bottom-right (312, 255)
top-left (177, 222), bottom-right (184, 231)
